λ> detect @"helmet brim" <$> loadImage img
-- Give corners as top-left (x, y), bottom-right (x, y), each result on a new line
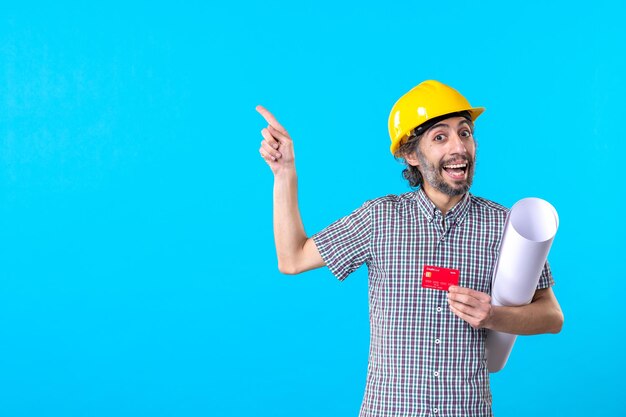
top-left (390, 106), bottom-right (485, 155)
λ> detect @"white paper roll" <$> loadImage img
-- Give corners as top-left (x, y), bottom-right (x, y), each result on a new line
top-left (485, 198), bottom-right (559, 373)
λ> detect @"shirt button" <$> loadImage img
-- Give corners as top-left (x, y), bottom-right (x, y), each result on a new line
top-left (433, 407), bottom-right (439, 413)
top-left (436, 307), bottom-right (442, 312)
top-left (435, 339), bottom-right (441, 345)
top-left (434, 371), bottom-right (439, 377)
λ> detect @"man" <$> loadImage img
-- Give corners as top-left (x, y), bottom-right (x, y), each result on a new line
top-left (257, 80), bottom-right (563, 417)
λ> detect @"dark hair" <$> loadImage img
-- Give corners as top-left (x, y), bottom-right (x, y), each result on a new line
top-left (393, 111), bottom-right (473, 188)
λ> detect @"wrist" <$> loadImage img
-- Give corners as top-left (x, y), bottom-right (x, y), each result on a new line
top-left (483, 305), bottom-right (500, 330)
top-left (274, 164), bottom-right (297, 179)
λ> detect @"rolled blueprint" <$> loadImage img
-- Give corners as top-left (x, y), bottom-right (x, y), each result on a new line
top-left (485, 198), bottom-right (559, 373)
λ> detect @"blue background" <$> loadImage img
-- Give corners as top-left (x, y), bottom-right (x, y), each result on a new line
top-left (1, 1), bottom-right (624, 416)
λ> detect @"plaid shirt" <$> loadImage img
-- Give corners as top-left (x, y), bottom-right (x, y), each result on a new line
top-left (312, 188), bottom-right (554, 417)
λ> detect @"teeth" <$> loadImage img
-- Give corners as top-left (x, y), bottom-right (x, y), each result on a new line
top-left (444, 163), bottom-right (467, 169)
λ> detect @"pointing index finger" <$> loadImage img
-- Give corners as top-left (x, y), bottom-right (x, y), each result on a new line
top-left (255, 105), bottom-right (288, 135)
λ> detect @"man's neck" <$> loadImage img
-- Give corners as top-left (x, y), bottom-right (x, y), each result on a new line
top-left (421, 183), bottom-right (466, 216)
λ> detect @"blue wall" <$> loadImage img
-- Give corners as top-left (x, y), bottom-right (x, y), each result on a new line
top-left (1, 2), bottom-right (624, 416)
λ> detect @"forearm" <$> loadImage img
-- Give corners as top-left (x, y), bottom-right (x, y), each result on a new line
top-left (486, 289), bottom-right (564, 335)
top-left (273, 167), bottom-right (308, 273)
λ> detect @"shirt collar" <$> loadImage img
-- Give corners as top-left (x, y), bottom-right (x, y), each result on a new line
top-left (413, 187), bottom-right (472, 226)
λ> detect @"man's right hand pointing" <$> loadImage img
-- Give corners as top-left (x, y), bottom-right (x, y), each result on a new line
top-left (256, 105), bottom-right (295, 175)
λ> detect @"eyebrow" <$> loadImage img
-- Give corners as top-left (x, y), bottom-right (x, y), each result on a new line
top-left (427, 119), bottom-right (472, 132)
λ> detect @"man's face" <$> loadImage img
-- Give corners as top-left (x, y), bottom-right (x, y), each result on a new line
top-left (410, 116), bottom-right (476, 197)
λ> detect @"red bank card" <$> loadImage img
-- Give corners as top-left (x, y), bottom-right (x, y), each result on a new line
top-left (421, 265), bottom-right (460, 291)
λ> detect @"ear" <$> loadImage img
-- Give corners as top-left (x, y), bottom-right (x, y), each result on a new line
top-left (404, 151), bottom-right (420, 167)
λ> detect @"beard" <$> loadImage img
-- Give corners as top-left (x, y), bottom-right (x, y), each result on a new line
top-left (417, 151), bottom-right (475, 197)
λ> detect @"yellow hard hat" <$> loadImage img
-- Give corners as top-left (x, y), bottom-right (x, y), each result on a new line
top-left (388, 80), bottom-right (485, 155)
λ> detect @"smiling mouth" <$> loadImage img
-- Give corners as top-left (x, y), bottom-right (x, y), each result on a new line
top-left (442, 162), bottom-right (468, 180)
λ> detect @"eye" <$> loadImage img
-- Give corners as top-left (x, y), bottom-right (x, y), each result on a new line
top-left (434, 134), bottom-right (446, 142)
top-left (459, 129), bottom-right (472, 138)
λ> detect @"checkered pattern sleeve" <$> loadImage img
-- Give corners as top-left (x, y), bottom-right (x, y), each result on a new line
top-left (537, 260), bottom-right (555, 289)
top-left (312, 201), bottom-right (372, 281)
